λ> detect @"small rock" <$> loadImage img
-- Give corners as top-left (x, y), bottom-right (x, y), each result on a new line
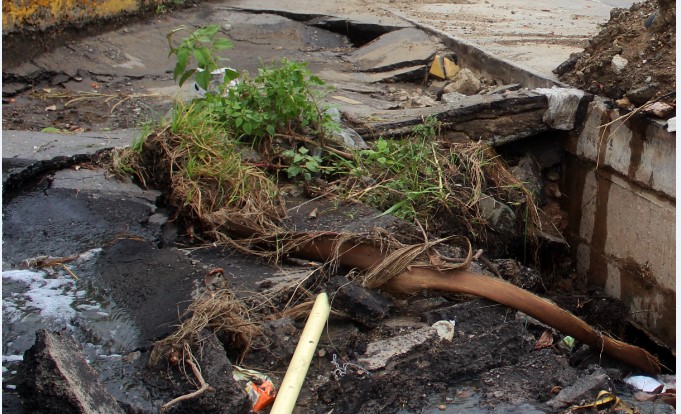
top-left (615, 97), bottom-right (634, 110)
top-left (438, 404), bottom-right (447, 410)
top-left (510, 154), bottom-right (542, 199)
top-left (610, 54), bottom-right (628, 74)
top-left (546, 369), bottom-right (611, 409)
top-left (327, 276), bottom-right (392, 327)
top-left (410, 95), bottom-right (437, 108)
top-left (442, 68), bottom-right (481, 95)
top-left (553, 52), bottom-right (581, 76)
top-left (356, 323), bottom-right (450, 370)
top-left (441, 92), bottom-right (467, 104)
top-left (640, 101), bottom-right (674, 118)
top-left (485, 83), bottom-right (521, 95)
top-left (478, 194), bottom-right (516, 235)
top-left (625, 83), bottom-right (659, 105)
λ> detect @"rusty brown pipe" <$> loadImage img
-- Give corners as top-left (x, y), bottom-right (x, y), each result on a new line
top-left (225, 226), bottom-right (661, 374)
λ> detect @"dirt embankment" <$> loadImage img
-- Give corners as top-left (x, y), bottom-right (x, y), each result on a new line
top-left (557, 0), bottom-right (675, 107)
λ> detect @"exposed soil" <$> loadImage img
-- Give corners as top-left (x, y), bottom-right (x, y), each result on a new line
top-left (558, 0), bottom-right (676, 106)
top-left (2, 2), bottom-right (675, 414)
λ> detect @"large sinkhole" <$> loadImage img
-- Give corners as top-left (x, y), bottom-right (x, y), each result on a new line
top-left (2, 2), bottom-right (675, 413)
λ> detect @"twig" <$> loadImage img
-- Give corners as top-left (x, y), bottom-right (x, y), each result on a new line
top-left (477, 253), bottom-right (502, 278)
top-left (60, 263), bottom-right (79, 280)
top-left (276, 133), bottom-right (354, 160)
top-left (160, 345), bottom-right (213, 412)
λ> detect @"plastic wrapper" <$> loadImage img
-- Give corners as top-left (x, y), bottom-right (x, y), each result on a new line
top-left (535, 86), bottom-right (585, 130)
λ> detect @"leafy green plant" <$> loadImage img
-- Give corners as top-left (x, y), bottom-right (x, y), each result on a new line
top-left (187, 59), bottom-right (337, 142)
top-left (411, 115), bottom-right (440, 140)
top-left (282, 147), bottom-right (322, 181)
top-left (167, 24), bottom-right (238, 91)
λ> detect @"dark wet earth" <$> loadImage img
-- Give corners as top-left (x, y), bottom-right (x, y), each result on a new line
top-left (2, 2), bottom-right (676, 414)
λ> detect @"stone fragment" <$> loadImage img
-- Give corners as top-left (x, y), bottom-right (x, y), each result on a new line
top-left (546, 369), bottom-right (611, 409)
top-left (328, 276), bottom-right (392, 327)
top-left (409, 95), bottom-right (437, 108)
top-left (442, 68), bottom-right (481, 95)
top-left (486, 83), bottom-right (521, 95)
top-left (19, 329), bottom-right (126, 414)
top-left (441, 92), bottom-right (467, 104)
top-left (615, 97), bottom-right (633, 110)
top-left (478, 193), bottom-right (516, 235)
top-left (356, 322), bottom-right (452, 370)
top-left (610, 54), bottom-right (628, 74)
top-left (349, 28), bottom-right (439, 72)
top-left (625, 83), bottom-right (659, 105)
top-left (510, 154), bottom-right (542, 199)
top-left (640, 101), bottom-right (674, 118)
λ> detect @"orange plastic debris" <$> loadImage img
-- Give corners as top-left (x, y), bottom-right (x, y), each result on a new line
top-left (248, 380), bottom-right (276, 412)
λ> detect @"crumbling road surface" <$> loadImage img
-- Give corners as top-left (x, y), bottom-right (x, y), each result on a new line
top-left (2, 1), bottom-right (675, 414)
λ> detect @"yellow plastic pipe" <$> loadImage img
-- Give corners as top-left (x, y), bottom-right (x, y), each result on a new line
top-left (270, 292), bottom-right (331, 414)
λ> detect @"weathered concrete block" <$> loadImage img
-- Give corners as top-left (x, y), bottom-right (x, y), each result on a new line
top-left (349, 28), bottom-right (439, 72)
top-left (356, 322), bottom-right (453, 370)
top-left (19, 329), bottom-right (125, 414)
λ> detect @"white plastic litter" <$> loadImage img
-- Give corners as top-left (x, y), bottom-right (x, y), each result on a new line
top-left (667, 117), bottom-right (676, 132)
top-left (193, 67), bottom-right (239, 97)
top-left (535, 87), bottom-right (585, 130)
top-left (625, 375), bottom-right (664, 393)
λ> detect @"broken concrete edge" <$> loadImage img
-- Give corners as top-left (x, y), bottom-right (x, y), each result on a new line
top-left (19, 329), bottom-right (126, 414)
top-left (383, 8), bottom-right (566, 90)
top-left (355, 92), bottom-right (550, 139)
top-left (2, 128), bottom-right (139, 193)
top-left (223, 6), bottom-right (409, 38)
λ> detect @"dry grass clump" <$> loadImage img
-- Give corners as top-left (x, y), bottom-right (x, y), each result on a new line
top-left (113, 102), bottom-right (286, 241)
top-left (150, 286), bottom-right (260, 366)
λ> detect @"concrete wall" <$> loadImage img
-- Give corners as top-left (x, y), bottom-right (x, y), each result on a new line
top-left (562, 98), bottom-right (675, 347)
top-left (2, 0), bottom-right (167, 33)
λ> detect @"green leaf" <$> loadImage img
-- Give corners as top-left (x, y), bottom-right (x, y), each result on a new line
top-left (41, 127), bottom-right (62, 133)
top-left (235, 117), bottom-right (243, 127)
top-left (195, 24), bottom-right (219, 38)
top-left (305, 160), bottom-right (319, 172)
top-left (223, 68), bottom-right (239, 83)
top-left (213, 38), bottom-right (233, 50)
top-left (286, 166), bottom-right (301, 178)
top-left (174, 48), bottom-right (189, 77)
top-left (178, 68), bottom-right (196, 87)
top-left (266, 124), bottom-right (276, 136)
top-left (194, 69), bottom-right (211, 90)
top-left (298, 146), bottom-right (309, 155)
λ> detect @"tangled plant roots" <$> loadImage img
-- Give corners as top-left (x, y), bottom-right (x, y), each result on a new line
top-left (150, 287), bottom-right (260, 366)
top-left (117, 123), bottom-right (285, 240)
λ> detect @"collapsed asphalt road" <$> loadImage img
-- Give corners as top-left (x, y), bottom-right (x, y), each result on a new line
top-left (2, 2), bottom-right (676, 414)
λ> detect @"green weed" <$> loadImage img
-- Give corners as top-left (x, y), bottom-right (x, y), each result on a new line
top-left (167, 24), bottom-right (238, 92)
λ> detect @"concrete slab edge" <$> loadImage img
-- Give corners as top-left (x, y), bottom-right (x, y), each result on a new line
top-left (382, 8), bottom-right (567, 90)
